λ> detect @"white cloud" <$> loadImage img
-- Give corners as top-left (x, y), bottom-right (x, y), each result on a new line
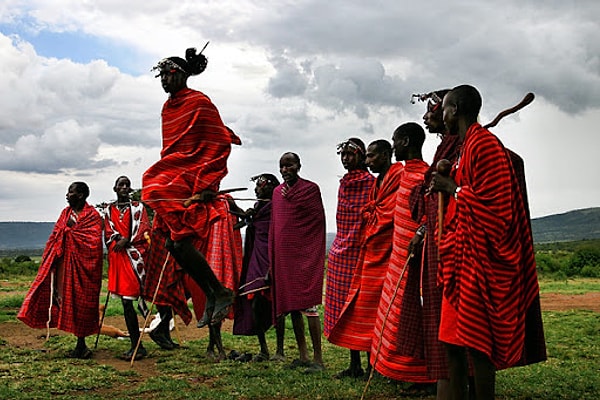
top-left (0, 0), bottom-right (599, 227)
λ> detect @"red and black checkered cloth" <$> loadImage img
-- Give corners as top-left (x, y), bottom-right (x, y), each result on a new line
top-left (324, 170), bottom-right (375, 338)
top-left (18, 203), bottom-right (104, 337)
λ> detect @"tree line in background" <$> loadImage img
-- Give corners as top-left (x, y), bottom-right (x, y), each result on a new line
top-left (2, 239), bottom-right (600, 279)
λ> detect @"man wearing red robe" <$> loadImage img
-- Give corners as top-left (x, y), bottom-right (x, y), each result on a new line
top-left (325, 138), bottom-right (375, 378)
top-left (371, 122), bottom-right (430, 383)
top-left (431, 85), bottom-right (546, 400)
top-left (18, 182), bottom-right (103, 359)
top-left (142, 47), bottom-right (240, 347)
top-left (270, 152), bottom-right (326, 373)
top-left (408, 89), bottom-right (459, 398)
top-left (327, 140), bottom-right (402, 375)
top-left (104, 176), bottom-right (151, 360)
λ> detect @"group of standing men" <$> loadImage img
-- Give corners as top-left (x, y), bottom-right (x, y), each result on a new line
top-left (17, 44), bottom-right (546, 400)
top-left (324, 86), bottom-right (547, 399)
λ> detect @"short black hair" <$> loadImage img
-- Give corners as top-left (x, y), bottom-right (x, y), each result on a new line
top-left (72, 181), bottom-right (90, 199)
top-left (449, 84), bottom-right (482, 119)
top-left (114, 175), bottom-right (130, 187)
top-left (369, 139), bottom-right (392, 159)
top-left (394, 122), bottom-right (425, 148)
top-left (281, 152), bottom-right (301, 164)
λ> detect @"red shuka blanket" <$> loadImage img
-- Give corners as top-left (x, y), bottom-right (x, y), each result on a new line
top-left (324, 169), bottom-right (375, 338)
top-left (104, 201), bottom-right (151, 298)
top-left (438, 123), bottom-right (545, 369)
top-left (408, 134), bottom-right (460, 379)
top-left (370, 159), bottom-right (430, 382)
top-left (142, 88), bottom-right (240, 242)
top-left (327, 163), bottom-right (403, 351)
top-left (18, 203), bottom-right (103, 337)
top-left (186, 195), bottom-right (243, 321)
top-left (270, 177), bottom-right (326, 316)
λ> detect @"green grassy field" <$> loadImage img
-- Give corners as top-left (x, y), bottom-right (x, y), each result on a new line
top-left (0, 278), bottom-right (598, 399)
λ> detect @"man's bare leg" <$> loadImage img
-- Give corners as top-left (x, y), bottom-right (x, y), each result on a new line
top-left (291, 311), bottom-right (310, 362)
top-left (270, 315), bottom-right (286, 361)
top-left (469, 348), bottom-right (495, 400)
top-left (307, 315), bottom-right (324, 366)
top-left (436, 379), bottom-right (450, 400)
top-left (446, 344), bottom-right (469, 400)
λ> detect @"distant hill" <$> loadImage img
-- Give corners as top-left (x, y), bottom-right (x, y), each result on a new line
top-left (1, 207), bottom-right (599, 252)
top-left (531, 207), bottom-right (600, 243)
top-left (0, 222), bottom-right (54, 250)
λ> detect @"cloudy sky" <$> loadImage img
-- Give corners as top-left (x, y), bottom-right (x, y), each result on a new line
top-left (0, 1), bottom-right (598, 230)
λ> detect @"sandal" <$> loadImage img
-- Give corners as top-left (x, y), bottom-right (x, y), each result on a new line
top-left (210, 289), bottom-right (235, 325)
top-left (286, 358), bottom-right (311, 370)
top-left (149, 330), bottom-right (175, 350)
top-left (252, 352), bottom-right (269, 362)
top-left (333, 367), bottom-right (365, 379)
top-left (66, 347), bottom-right (92, 359)
top-left (303, 362), bottom-right (325, 374)
top-left (121, 346), bottom-right (147, 361)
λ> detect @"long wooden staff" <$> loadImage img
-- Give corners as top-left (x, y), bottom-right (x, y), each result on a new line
top-left (436, 92), bottom-right (536, 242)
top-left (484, 92), bottom-right (535, 129)
top-left (45, 272), bottom-right (54, 341)
top-left (94, 290), bottom-right (111, 349)
top-left (361, 252), bottom-right (414, 400)
top-left (130, 253), bottom-right (170, 367)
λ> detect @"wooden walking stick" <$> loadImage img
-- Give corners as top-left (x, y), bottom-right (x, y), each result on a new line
top-left (435, 92), bottom-right (536, 246)
top-left (362, 252), bottom-right (414, 400)
top-left (130, 253), bottom-right (170, 367)
top-left (484, 92), bottom-right (535, 129)
top-left (45, 272), bottom-right (54, 341)
top-left (94, 290), bottom-right (111, 349)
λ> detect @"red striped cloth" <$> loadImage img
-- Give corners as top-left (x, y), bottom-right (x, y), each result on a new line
top-left (18, 203), bottom-right (103, 337)
top-left (324, 169), bottom-right (375, 338)
top-left (104, 202), bottom-right (151, 298)
top-left (438, 123), bottom-right (545, 369)
top-left (408, 134), bottom-right (460, 379)
top-left (142, 222), bottom-right (192, 325)
top-left (371, 159), bottom-right (431, 382)
top-left (142, 88), bottom-right (240, 242)
top-left (187, 196), bottom-right (243, 321)
top-left (270, 178), bottom-right (326, 317)
top-left (327, 163), bottom-right (403, 351)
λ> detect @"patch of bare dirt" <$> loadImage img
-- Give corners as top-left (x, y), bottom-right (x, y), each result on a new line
top-left (0, 314), bottom-right (234, 378)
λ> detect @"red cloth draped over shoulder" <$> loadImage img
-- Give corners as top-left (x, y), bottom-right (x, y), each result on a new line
top-left (18, 203), bottom-right (103, 337)
top-left (105, 202), bottom-right (151, 298)
top-left (187, 195), bottom-right (243, 321)
top-left (371, 159), bottom-right (431, 382)
top-left (408, 134), bottom-right (460, 379)
top-left (324, 169), bottom-right (375, 338)
top-left (327, 162), bottom-right (403, 351)
top-left (438, 123), bottom-right (545, 369)
top-left (270, 178), bottom-right (326, 317)
top-left (142, 88), bottom-right (241, 242)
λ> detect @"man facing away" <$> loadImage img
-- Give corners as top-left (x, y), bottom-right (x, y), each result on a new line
top-left (430, 85), bottom-right (546, 400)
top-left (325, 138), bottom-right (375, 378)
top-left (19, 182), bottom-right (103, 359)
